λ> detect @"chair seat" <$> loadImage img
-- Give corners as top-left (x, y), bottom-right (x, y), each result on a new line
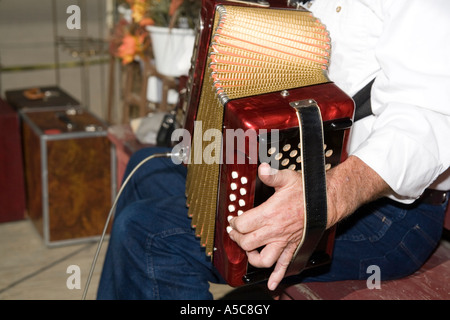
top-left (280, 240), bottom-right (450, 300)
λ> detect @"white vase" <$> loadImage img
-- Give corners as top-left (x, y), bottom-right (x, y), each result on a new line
top-left (146, 26), bottom-right (195, 77)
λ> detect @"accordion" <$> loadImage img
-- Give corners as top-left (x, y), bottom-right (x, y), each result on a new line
top-left (179, 0), bottom-right (355, 287)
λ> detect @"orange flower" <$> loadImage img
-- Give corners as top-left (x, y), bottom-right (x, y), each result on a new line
top-left (118, 34), bottom-right (137, 65)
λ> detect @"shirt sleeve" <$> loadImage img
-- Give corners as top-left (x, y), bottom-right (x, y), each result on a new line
top-left (350, 0), bottom-right (450, 202)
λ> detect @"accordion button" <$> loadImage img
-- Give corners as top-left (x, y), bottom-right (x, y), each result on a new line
top-left (283, 144), bottom-right (291, 152)
top-left (241, 177), bottom-right (248, 184)
top-left (325, 149), bottom-right (334, 157)
top-left (228, 205), bottom-right (236, 212)
top-left (231, 171), bottom-right (239, 179)
top-left (231, 183), bottom-right (237, 190)
top-left (239, 199), bottom-right (246, 207)
top-left (229, 194), bottom-right (237, 201)
top-left (240, 188), bottom-right (247, 196)
top-left (268, 147), bottom-right (276, 155)
top-left (336, 6), bottom-right (342, 12)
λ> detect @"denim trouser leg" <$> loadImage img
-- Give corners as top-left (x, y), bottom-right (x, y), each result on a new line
top-left (97, 147), bottom-right (224, 300)
top-left (297, 196), bottom-right (448, 283)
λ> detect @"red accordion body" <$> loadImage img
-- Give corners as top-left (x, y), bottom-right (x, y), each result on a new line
top-left (215, 84), bottom-right (354, 286)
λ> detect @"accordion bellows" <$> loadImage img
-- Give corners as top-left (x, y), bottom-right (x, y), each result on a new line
top-left (185, 5), bottom-right (332, 258)
top-left (211, 5), bottom-right (331, 102)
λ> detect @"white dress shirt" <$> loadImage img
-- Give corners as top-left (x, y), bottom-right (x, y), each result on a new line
top-left (306, 0), bottom-right (450, 203)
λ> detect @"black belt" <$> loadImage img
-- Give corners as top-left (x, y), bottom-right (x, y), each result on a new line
top-left (419, 189), bottom-right (448, 206)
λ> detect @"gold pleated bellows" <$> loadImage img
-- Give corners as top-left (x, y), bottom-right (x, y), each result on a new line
top-left (185, 5), bottom-right (331, 258)
top-left (211, 5), bottom-right (330, 103)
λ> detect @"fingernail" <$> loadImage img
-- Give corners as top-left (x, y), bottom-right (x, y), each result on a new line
top-left (226, 226), bottom-right (233, 234)
top-left (260, 164), bottom-right (272, 175)
top-left (260, 163), bottom-right (277, 176)
top-left (268, 282), bottom-right (276, 291)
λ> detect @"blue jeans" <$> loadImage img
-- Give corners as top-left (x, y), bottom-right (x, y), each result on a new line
top-left (97, 147), bottom-right (448, 299)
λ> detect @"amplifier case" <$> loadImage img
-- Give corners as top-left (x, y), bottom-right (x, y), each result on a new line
top-left (21, 109), bottom-right (116, 246)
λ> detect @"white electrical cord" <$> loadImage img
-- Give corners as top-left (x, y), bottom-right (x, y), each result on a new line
top-left (82, 151), bottom-right (180, 300)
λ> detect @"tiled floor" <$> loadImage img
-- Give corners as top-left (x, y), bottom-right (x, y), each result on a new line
top-left (0, 218), bottom-right (234, 300)
top-left (0, 219), bottom-right (103, 300)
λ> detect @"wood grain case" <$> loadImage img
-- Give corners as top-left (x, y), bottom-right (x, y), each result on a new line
top-left (21, 108), bottom-right (115, 246)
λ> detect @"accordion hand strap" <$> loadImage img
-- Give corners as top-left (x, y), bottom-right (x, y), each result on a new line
top-left (286, 99), bottom-right (328, 277)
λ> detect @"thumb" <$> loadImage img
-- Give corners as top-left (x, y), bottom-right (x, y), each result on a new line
top-left (258, 163), bottom-right (297, 190)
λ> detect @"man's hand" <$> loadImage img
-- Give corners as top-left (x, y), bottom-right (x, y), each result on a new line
top-left (227, 156), bottom-right (391, 291)
top-left (227, 163), bottom-right (305, 291)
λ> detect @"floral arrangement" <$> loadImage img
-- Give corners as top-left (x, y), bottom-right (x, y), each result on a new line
top-left (110, 0), bottom-right (200, 65)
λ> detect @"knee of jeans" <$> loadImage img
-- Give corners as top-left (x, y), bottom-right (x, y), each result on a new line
top-left (110, 202), bottom-right (152, 248)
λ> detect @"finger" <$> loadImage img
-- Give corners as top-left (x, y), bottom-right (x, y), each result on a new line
top-left (227, 205), bottom-right (268, 234)
top-left (258, 163), bottom-right (298, 191)
top-left (267, 245), bottom-right (297, 291)
top-left (246, 242), bottom-right (284, 269)
top-left (226, 226), bottom-right (255, 251)
top-left (227, 223), bottom-right (274, 252)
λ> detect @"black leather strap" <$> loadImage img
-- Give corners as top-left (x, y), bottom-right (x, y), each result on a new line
top-left (285, 99), bottom-right (328, 277)
top-left (353, 79), bottom-right (375, 121)
top-left (419, 189), bottom-right (448, 206)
